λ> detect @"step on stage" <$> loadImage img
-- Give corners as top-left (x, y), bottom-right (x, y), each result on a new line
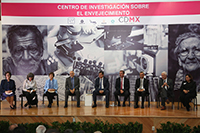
top-left (0, 101), bottom-right (200, 132)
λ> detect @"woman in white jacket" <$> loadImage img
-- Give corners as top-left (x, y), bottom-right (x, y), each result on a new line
top-left (23, 73), bottom-right (37, 108)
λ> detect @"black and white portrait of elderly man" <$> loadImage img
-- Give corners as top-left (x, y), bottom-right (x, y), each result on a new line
top-left (2, 25), bottom-right (58, 75)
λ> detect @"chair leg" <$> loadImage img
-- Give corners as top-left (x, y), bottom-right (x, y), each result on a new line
top-left (42, 95), bottom-right (44, 104)
top-left (57, 95), bottom-right (59, 107)
top-left (171, 99), bottom-right (174, 109)
top-left (195, 98), bottom-right (197, 110)
top-left (128, 96), bottom-right (130, 106)
top-left (14, 95), bottom-right (17, 107)
top-left (178, 101), bottom-right (179, 109)
top-left (21, 97), bottom-right (23, 108)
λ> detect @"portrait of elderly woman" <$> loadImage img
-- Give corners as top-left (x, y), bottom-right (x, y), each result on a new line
top-left (169, 24), bottom-right (200, 92)
top-left (2, 25), bottom-right (58, 75)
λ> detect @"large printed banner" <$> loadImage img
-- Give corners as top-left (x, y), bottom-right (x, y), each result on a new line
top-left (1, 1), bottom-right (200, 102)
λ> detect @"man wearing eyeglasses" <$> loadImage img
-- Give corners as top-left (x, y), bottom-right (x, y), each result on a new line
top-left (3, 25), bottom-right (57, 75)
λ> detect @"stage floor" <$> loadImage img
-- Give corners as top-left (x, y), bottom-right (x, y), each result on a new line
top-left (0, 101), bottom-right (200, 132)
top-left (0, 101), bottom-right (199, 118)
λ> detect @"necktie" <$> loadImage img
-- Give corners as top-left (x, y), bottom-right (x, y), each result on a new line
top-left (100, 78), bottom-right (102, 89)
top-left (121, 79), bottom-right (123, 89)
top-left (164, 80), bottom-right (167, 90)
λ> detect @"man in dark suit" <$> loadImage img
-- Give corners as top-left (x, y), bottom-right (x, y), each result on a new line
top-left (114, 70), bottom-right (130, 107)
top-left (65, 71), bottom-right (80, 108)
top-left (134, 71), bottom-right (149, 109)
top-left (158, 71), bottom-right (174, 110)
top-left (92, 71), bottom-right (110, 108)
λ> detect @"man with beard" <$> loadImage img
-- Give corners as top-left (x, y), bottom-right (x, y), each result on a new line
top-left (3, 25), bottom-right (56, 75)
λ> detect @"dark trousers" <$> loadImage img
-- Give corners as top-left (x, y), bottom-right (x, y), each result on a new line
top-left (46, 92), bottom-right (57, 104)
top-left (114, 90), bottom-right (130, 103)
top-left (23, 91), bottom-right (36, 105)
top-left (180, 93), bottom-right (194, 108)
top-left (93, 90), bottom-right (110, 106)
top-left (135, 91), bottom-right (147, 106)
top-left (161, 89), bottom-right (173, 107)
top-left (65, 90), bottom-right (80, 106)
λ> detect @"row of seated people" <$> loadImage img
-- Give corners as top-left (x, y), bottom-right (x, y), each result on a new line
top-left (0, 70), bottom-right (196, 112)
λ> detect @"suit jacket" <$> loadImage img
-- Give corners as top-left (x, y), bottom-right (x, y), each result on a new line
top-left (115, 77), bottom-right (130, 92)
top-left (0, 79), bottom-right (16, 95)
top-left (135, 78), bottom-right (149, 94)
top-left (65, 76), bottom-right (80, 91)
top-left (95, 76), bottom-right (109, 91)
top-left (158, 78), bottom-right (173, 94)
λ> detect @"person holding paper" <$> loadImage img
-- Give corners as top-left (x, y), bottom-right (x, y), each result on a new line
top-left (134, 71), bottom-right (149, 109)
top-left (0, 71), bottom-right (16, 109)
top-left (44, 72), bottom-right (58, 108)
top-left (158, 71), bottom-right (174, 110)
top-left (23, 72), bottom-right (37, 108)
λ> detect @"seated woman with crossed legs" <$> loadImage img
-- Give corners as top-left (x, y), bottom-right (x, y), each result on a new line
top-left (23, 73), bottom-right (37, 108)
top-left (0, 71), bottom-right (16, 109)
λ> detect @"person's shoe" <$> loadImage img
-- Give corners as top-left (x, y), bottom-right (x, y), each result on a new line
top-left (24, 103), bottom-right (28, 107)
top-left (77, 105), bottom-right (80, 108)
top-left (118, 102), bottom-right (121, 106)
top-left (122, 103), bottom-right (126, 107)
top-left (186, 105), bottom-right (191, 111)
top-left (106, 105), bottom-right (109, 108)
top-left (92, 104), bottom-right (97, 108)
top-left (28, 105), bottom-right (32, 108)
top-left (141, 105), bottom-right (144, 109)
top-left (161, 106), bottom-right (166, 110)
top-left (166, 99), bottom-right (170, 104)
top-left (10, 105), bottom-right (15, 109)
top-left (64, 105), bottom-right (68, 108)
top-left (134, 105), bottom-right (139, 108)
top-left (13, 105), bottom-right (16, 109)
top-left (48, 104), bottom-right (51, 108)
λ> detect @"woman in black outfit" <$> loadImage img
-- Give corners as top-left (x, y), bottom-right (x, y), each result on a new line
top-left (180, 74), bottom-right (196, 111)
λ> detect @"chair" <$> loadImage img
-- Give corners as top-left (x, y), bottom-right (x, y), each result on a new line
top-left (0, 99), bottom-right (1, 109)
top-left (156, 92), bottom-right (174, 109)
top-left (114, 94), bottom-right (131, 106)
top-left (178, 96), bottom-right (198, 110)
top-left (42, 91), bottom-right (59, 107)
top-left (134, 93), bottom-right (150, 107)
top-left (19, 93), bottom-right (38, 108)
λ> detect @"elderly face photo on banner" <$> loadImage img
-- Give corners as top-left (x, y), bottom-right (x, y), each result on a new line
top-left (2, 25), bottom-right (58, 75)
top-left (169, 24), bottom-right (200, 92)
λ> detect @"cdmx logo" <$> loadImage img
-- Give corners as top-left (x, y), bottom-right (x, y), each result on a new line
top-left (118, 16), bottom-right (140, 23)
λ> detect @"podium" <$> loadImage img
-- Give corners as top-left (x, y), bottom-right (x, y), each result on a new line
top-left (85, 94), bottom-right (93, 106)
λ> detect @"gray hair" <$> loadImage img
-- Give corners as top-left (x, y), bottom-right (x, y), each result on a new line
top-left (161, 71), bottom-right (167, 76)
top-left (36, 125), bottom-right (46, 133)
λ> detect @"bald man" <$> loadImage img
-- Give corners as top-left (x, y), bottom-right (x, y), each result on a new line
top-left (65, 71), bottom-right (80, 108)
